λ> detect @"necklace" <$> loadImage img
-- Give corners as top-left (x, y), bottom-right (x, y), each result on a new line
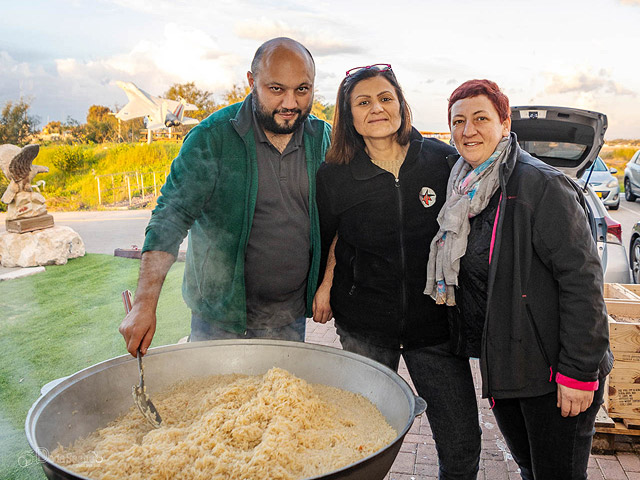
top-left (366, 143), bottom-right (409, 165)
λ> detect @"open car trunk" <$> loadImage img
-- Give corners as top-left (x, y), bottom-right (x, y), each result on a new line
top-left (510, 106), bottom-right (607, 179)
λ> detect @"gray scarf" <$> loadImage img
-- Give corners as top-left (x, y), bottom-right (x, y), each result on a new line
top-left (424, 136), bottom-right (511, 305)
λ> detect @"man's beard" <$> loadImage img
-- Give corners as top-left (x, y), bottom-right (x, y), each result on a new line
top-left (252, 90), bottom-right (312, 135)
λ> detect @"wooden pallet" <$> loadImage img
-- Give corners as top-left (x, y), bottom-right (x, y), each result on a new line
top-left (593, 406), bottom-right (640, 453)
top-left (605, 283), bottom-right (640, 301)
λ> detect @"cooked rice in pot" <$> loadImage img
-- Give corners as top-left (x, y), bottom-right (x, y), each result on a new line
top-left (52, 367), bottom-right (396, 479)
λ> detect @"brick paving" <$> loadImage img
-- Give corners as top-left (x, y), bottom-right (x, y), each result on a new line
top-left (305, 319), bottom-right (640, 480)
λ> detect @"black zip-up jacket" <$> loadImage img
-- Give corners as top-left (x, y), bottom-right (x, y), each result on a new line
top-left (316, 129), bottom-right (454, 349)
top-left (452, 133), bottom-right (613, 399)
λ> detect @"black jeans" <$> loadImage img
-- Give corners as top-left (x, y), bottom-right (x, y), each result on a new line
top-left (491, 380), bottom-right (605, 480)
top-left (337, 326), bottom-right (481, 480)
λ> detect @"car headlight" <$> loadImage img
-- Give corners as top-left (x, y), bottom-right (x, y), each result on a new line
top-left (606, 179), bottom-right (619, 188)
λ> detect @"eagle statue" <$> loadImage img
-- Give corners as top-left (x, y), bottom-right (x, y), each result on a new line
top-left (0, 144), bottom-right (49, 204)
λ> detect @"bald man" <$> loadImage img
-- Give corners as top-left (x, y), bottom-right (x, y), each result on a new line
top-left (119, 38), bottom-right (332, 356)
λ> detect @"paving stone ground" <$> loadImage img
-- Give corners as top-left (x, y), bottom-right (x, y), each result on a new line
top-left (305, 319), bottom-right (640, 480)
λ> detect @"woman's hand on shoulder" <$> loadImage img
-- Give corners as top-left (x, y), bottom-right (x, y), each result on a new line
top-left (557, 384), bottom-right (594, 417)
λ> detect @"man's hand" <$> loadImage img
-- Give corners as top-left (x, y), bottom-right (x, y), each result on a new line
top-left (313, 282), bottom-right (333, 324)
top-left (557, 384), bottom-right (594, 417)
top-left (119, 250), bottom-right (175, 357)
top-left (119, 305), bottom-right (157, 357)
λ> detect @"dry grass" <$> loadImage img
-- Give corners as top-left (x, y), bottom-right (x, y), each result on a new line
top-left (600, 144), bottom-right (640, 189)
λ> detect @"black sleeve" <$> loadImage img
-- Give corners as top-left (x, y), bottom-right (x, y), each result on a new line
top-left (316, 165), bottom-right (339, 285)
top-left (531, 174), bottom-right (609, 382)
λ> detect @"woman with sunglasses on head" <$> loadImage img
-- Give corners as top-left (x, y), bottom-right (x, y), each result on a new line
top-left (425, 79), bottom-right (612, 479)
top-left (313, 64), bottom-right (481, 480)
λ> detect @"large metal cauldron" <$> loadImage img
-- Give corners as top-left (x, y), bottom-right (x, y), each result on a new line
top-left (25, 340), bottom-right (426, 480)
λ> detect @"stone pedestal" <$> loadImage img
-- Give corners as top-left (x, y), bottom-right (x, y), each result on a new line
top-left (6, 213), bottom-right (54, 233)
top-left (0, 226), bottom-right (85, 267)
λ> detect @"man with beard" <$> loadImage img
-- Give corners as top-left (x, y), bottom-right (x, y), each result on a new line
top-left (119, 38), bottom-right (331, 357)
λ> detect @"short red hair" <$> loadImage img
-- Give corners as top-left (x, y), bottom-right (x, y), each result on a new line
top-left (448, 79), bottom-right (510, 125)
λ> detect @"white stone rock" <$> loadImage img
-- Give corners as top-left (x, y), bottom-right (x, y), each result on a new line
top-left (0, 226), bottom-right (85, 267)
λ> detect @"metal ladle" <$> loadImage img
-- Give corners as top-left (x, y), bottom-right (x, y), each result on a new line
top-left (122, 290), bottom-right (162, 428)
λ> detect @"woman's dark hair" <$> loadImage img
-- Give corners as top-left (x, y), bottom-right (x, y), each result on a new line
top-left (447, 79), bottom-right (510, 125)
top-left (326, 68), bottom-right (412, 165)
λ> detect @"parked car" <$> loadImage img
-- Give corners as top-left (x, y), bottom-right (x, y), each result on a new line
top-left (623, 149), bottom-right (640, 202)
top-left (581, 157), bottom-right (620, 210)
top-left (511, 106), bottom-right (632, 283)
top-left (629, 222), bottom-right (640, 283)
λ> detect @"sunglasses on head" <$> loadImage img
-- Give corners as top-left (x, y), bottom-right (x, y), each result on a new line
top-left (345, 63), bottom-right (392, 77)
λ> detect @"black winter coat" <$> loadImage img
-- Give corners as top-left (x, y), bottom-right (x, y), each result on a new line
top-left (452, 134), bottom-right (613, 399)
top-left (316, 129), bottom-right (454, 349)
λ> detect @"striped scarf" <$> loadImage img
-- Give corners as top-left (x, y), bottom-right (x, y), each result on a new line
top-left (424, 136), bottom-right (511, 305)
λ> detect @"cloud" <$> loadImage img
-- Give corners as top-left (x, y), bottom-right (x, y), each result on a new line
top-left (0, 23), bottom-right (249, 125)
top-left (105, 0), bottom-right (183, 14)
top-left (233, 18), bottom-right (364, 56)
top-left (0, 51), bottom-right (35, 84)
top-left (545, 71), bottom-right (636, 97)
top-left (65, 23), bottom-right (243, 94)
top-left (620, 0), bottom-right (640, 5)
top-left (0, 51), bottom-right (51, 106)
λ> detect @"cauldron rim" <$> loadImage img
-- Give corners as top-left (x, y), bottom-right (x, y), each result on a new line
top-left (25, 339), bottom-right (425, 480)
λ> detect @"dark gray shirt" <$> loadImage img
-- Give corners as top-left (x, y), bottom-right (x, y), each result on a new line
top-left (244, 112), bottom-right (310, 328)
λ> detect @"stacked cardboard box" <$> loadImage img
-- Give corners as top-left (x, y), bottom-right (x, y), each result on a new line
top-left (604, 283), bottom-right (640, 423)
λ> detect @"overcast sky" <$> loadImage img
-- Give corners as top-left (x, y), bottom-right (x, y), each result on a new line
top-left (1, 0), bottom-right (639, 138)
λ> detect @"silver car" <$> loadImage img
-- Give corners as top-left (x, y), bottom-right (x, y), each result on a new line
top-left (511, 106), bottom-right (632, 283)
top-left (581, 157), bottom-right (620, 210)
top-left (628, 220), bottom-right (640, 282)
top-left (623, 149), bottom-right (640, 203)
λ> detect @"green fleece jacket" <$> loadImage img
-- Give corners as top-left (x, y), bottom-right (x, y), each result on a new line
top-left (143, 95), bottom-right (332, 333)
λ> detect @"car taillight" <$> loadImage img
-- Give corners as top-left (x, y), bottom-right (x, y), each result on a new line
top-left (605, 216), bottom-right (623, 244)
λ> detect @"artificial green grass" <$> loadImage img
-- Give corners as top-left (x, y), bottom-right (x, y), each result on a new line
top-left (0, 254), bottom-right (189, 479)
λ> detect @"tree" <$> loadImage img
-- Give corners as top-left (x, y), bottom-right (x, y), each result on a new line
top-left (84, 105), bottom-right (118, 143)
top-left (164, 82), bottom-right (217, 120)
top-left (320, 103), bottom-right (335, 123)
top-left (220, 84), bottom-right (251, 108)
top-left (0, 98), bottom-right (40, 145)
top-left (62, 116), bottom-right (86, 143)
top-left (86, 105), bottom-right (113, 123)
top-left (311, 99), bottom-right (334, 123)
top-left (43, 120), bottom-right (63, 134)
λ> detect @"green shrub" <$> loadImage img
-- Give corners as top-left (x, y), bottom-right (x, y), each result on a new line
top-left (51, 145), bottom-right (91, 175)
